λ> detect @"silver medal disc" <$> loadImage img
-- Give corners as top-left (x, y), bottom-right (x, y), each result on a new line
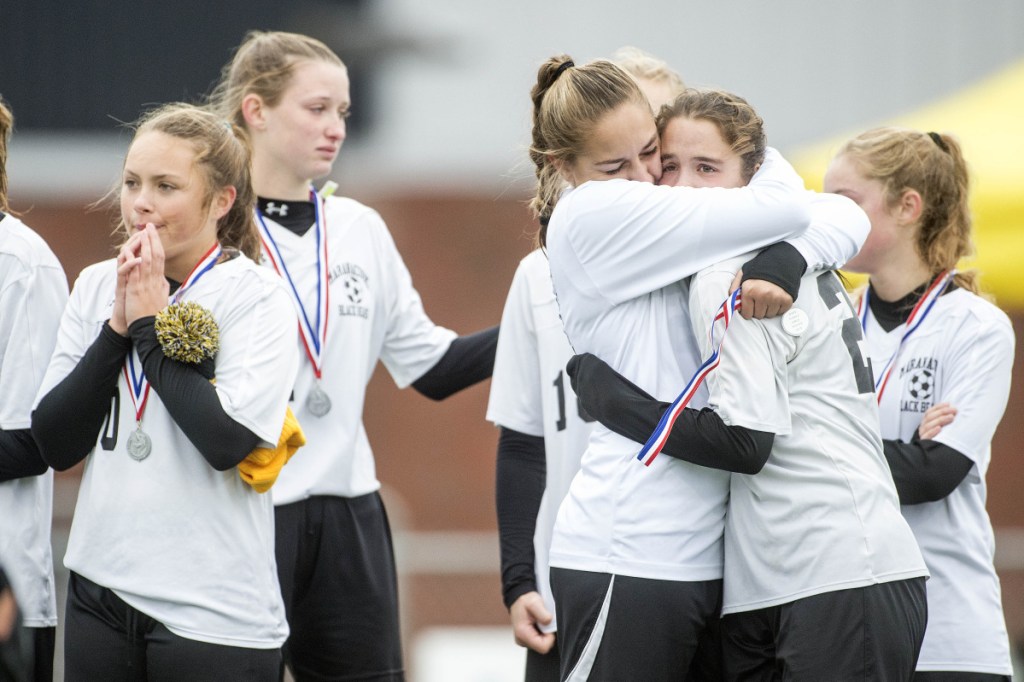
top-left (126, 428), bottom-right (153, 461)
top-left (306, 385), bottom-right (332, 417)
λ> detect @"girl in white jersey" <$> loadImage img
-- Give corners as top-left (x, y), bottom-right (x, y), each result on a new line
top-left (0, 97), bottom-right (67, 682)
top-left (488, 49), bottom-right (684, 682)
top-left (824, 127), bottom-right (1015, 681)
top-left (569, 88), bottom-right (930, 681)
top-left (31, 103), bottom-right (299, 680)
top-left (210, 31), bottom-right (497, 681)
top-left (529, 57), bottom-right (868, 681)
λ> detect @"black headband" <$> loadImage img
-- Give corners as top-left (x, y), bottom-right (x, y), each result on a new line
top-left (927, 131), bottom-right (949, 153)
top-left (553, 60), bottom-right (575, 80)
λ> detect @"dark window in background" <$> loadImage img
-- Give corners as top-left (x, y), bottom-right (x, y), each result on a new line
top-left (0, 0), bottom-right (372, 135)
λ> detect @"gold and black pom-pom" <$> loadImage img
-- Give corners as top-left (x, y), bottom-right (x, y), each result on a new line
top-left (155, 301), bottom-right (220, 365)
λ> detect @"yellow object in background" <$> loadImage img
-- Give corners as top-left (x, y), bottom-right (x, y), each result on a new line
top-left (790, 59), bottom-right (1024, 310)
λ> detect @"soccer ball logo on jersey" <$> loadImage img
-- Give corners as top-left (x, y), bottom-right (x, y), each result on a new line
top-left (898, 356), bottom-right (938, 413)
top-left (329, 262), bottom-right (369, 319)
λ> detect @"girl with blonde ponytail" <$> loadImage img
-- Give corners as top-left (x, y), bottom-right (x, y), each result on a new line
top-left (491, 50), bottom-right (685, 682)
top-left (209, 30), bottom-right (498, 680)
top-left (825, 127), bottom-right (1016, 679)
top-left (32, 102), bottom-right (299, 679)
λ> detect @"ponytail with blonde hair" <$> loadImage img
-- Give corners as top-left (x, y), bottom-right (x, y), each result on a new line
top-left (529, 55), bottom-right (648, 247)
top-left (125, 103), bottom-right (261, 261)
top-left (837, 127), bottom-right (978, 293)
top-left (209, 30), bottom-right (345, 129)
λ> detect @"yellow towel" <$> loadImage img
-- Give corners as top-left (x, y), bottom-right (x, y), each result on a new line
top-left (238, 407), bottom-right (306, 493)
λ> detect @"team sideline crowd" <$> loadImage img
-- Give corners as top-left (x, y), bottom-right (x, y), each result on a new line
top-left (0, 30), bottom-right (1016, 682)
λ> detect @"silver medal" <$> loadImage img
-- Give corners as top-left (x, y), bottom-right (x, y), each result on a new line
top-left (306, 384), bottom-right (332, 417)
top-left (126, 427), bottom-right (153, 461)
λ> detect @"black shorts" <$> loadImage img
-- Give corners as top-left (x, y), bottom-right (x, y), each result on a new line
top-left (524, 640), bottom-right (560, 682)
top-left (275, 493), bottom-right (403, 681)
top-left (63, 572), bottom-right (280, 682)
top-left (720, 577), bottom-right (928, 681)
top-left (550, 568), bottom-right (722, 682)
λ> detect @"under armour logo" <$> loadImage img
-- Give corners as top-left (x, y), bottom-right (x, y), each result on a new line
top-left (265, 202), bottom-right (289, 217)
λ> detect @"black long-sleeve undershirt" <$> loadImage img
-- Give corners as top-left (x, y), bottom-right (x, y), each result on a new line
top-left (33, 318), bottom-right (260, 472)
top-left (495, 426), bottom-right (546, 609)
top-left (33, 323), bottom-right (131, 471)
top-left (882, 436), bottom-right (973, 505)
top-left (0, 429), bottom-right (48, 482)
top-left (740, 242), bottom-right (807, 302)
top-left (567, 353), bottom-right (774, 474)
top-left (130, 317), bottom-right (260, 470)
top-left (412, 325), bottom-right (499, 401)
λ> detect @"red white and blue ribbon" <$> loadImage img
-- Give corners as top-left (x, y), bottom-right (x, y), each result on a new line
top-left (256, 187), bottom-right (330, 380)
top-left (123, 241), bottom-right (223, 421)
top-left (172, 242), bottom-right (223, 303)
top-left (123, 352), bottom-right (151, 427)
top-left (637, 288), bottom-right (742, 466)
top-left (858, 270), bottom-right (955, 403)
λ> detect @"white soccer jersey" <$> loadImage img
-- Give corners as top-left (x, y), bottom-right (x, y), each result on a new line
top-left (688, 256), bottom-right (928, 614)
top-left (258, 196), bottom-right (456, 504)
top-left (486, 249), bottom-right (594, 632)
top-left (0, 214), bottom-right (67, 627)
top-left (546, 151), bottom-right (868, 581)
top-left (863, 287), bottom-right (1014, 675)
top-left (36, 255), bottom-right (298, 648)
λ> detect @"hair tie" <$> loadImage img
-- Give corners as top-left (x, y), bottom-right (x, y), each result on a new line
top-left (927, 131), bottom-right (949, 153)
top-left (553, 60), bottom-right (575, 81)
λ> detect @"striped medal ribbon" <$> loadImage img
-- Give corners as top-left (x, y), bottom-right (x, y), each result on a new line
top-left (858, 270), bottom-right (955, 403)
top-left (637, 288), bottom-right (742, 467)
top-left (256, 187), bottom-right (332, 416)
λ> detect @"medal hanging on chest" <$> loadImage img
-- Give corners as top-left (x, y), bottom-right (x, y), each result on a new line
top-left (257, 187), bottom-right (332, 416)
top-left (306, 384), bottom-right (332, 417)
top-left (126, 417), bottom-right (153, 461)
top-left (121, 243), bottom-right (223, 461)
top-left (123, 351), bottom-right (153, 461)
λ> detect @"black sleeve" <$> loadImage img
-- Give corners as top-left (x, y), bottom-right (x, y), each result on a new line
top-left (567, 353), bottom-right (774, 474)
top-left (740, 242), bottom-right (808, 301)
top-left (882, 436), bottom-right (974, 505)
top-left (32, 323), bottom-right (132, 471)
top-left (0, 429), bottom-right (48, 482)
top-left (495, 426), bottom-right (546, 609)
top-left (412, 325), bottom-right (499, 401)
top-left (129, 317), bottom-right (261, 471)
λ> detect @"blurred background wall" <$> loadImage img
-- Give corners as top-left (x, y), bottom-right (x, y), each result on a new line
top-left (3, 1), bottom-right (1023, 678)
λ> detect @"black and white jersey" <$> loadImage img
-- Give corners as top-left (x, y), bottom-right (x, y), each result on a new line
top-left (36, 255), bottom-right (298, 648)
top-left (0, 214), bottom-right (67, 627)
top-left (259, 196), bottom-right (456, 504)
top-left (689, 256), bottom-right (928, 614)
top-left (545, 149), bottom-right (868, 581)
top-left (864, 287), bottom-right (1014, 675)
top-left (486, 249), bottom-right (594, 631)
